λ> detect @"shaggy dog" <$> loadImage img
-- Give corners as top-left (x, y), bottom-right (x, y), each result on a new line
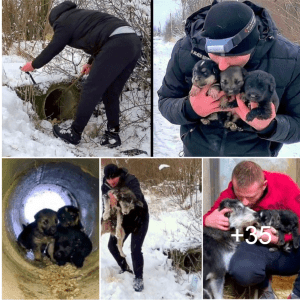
top-left (257, 209), bottom-right (299, 252)
top-left (57, 205), bottom-right (83, 230)
top-left (17, 208), bottom-right (58, 261)
top-left (242, 70), bottom-right (279, 121)
top-left (101, 187), bottom-right (143, 257)
top-left (203, 199), bottom-right (258, 299)
top-left (52, 226), bottom-right (92, 268)
top-left (190, 59), bottom-right (221, 125)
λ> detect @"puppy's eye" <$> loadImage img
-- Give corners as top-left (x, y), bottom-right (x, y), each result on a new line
top-left (234, 80), bottom-right (241, 85)
top-left (221, 80), bottom-right (227, 85)
top-left (43, 220), bottom-right (49, 225)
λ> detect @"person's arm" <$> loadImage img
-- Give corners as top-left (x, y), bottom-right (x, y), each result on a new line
top-left (32, 24), bottom-right (72, 69)
top-left (203, 182), bottom-right (236, 227)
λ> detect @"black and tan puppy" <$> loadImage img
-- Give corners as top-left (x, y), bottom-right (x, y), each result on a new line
top-left (17, 208), bottom-right (58, 261)
top-left (257, 209), bottom-right (299, 252)
top-left (242, 70), bottom-right (279, 121)
top-left (219, 66), bottom-right (247, 131)
top-left (57, 205), bottom-right (83, 230)
top-left (190, 59), bottom-right (221, 125)
top-left (52, 227), bottom-right (92, 268)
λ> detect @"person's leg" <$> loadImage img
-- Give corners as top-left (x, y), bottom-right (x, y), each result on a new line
top-left (108, 233), bottom-right (131, 272)
top-left (72, 33), bottom-right (141, 135)
top-left (131, 213), bottom-right (149, 291)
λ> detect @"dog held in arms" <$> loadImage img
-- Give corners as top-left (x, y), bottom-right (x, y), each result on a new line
top-left (101, 187), bottom-right (144, 257)
top-left (203, 199), bottom-right (258, 299)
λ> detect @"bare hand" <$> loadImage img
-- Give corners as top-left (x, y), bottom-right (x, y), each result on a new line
top-left (189, 85), bottom-right (228, 117)
top-left (205, 208), bottom-right (232, 230)
top-left (81, 63), bottom-right (92, 75)
top-left (21, 61), bottom-right (34, 72)
top-left (234, 95), bottom-right (276, 131)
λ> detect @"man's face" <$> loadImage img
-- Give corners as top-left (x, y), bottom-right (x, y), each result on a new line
top-left (106, 176), bottom-right (120, 188)
top-left (232, 178), bottom-right (267, 207)
top-left (208, 53), bottom-right (251, 71)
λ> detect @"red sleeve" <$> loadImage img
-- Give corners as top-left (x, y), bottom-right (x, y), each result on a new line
top-left (203, 181), bottom-right (236, 226)
top-left (282, 177), bottom-right (300, 242)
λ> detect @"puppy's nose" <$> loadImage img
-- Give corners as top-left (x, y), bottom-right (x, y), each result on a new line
top-left (49, 226), bottom-right (57, 234)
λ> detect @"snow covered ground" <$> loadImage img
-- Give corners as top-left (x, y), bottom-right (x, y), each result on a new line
top-left (2, 49), bottom-right (150, 157)
top-left (101, 192), bottom-right (202, 299)
top-left (153, 36), bottom-right (300, 157)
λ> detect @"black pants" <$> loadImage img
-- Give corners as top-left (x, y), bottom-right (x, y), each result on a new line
top-left (229, 242), bottom-right (300, 296)
top-left (108, 213), bottom-right (149, 279)
top-left (72, 33), bottom-right (141, 134)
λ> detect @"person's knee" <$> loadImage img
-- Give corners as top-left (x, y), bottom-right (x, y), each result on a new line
top-left (229, 259), bottom-right (265, 287)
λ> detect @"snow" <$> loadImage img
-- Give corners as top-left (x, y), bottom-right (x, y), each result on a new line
top-left (153, 36), bottom-right (300, 157)
top-left (2, 50), bottom-right (150, 157)
top-left (101, 193), bottom-right (202, 299)
top-left (159, 164), bottom-right (170, 170)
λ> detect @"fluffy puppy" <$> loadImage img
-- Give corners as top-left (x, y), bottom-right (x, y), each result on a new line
top-left (190, 59), bottom-right (221, 125)
top-left (219, 66), bottom-right (247, 131)
top-left (257, 209), bottom-right (299, 252)
top-left (242, 70), bottom-right (279, 121)
top-left (57, 205), bottom-right (83, 230)
top-left (17, 208), bottom-right (58, 261)
top-left (52, 227), bottom-right (92, 268)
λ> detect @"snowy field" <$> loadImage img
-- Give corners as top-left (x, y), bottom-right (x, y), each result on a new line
top-left (153, 36), bottom-right (300, 157)
top-left (2, 49), bottom-right (150, 157)
top-left (101, 191), bottom-right (202, 299)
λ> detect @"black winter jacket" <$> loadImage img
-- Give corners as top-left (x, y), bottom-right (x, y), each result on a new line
top-left (158, 0), bottom-right (300, 157)
top-left (101, 168), bottom-right (149, 234)
top-left (32, 1), bottom-right (129, 69)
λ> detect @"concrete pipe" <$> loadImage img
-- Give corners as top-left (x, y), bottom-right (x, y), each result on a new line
top-left (2, 159), bottom-right (99, 299)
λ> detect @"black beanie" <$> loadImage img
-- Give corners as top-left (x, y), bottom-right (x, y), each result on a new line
top-left (104, 164), bottom-right (122, 179)
top-left (202, 2), bottom-right (259, 56)
top-left (49, 1), bottom-right (77, 27)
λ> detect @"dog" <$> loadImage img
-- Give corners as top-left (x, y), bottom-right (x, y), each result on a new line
top-left (219, 66), bottom-right (247, 131)
top-left (257, 209), bottom-right (299, 252)
top-left (57, 205), bottom-right (83, 230)
top-left (190, 59), bottom-right (221, 125)
top-left (101, 187), bottom-right (143, 257)
top-left (17, 208), bottom-right (58, 261)
top-left (242, 70), bottom-right (279, 121)
top-left (203, 199), bottom-right (258, 299)
top-left (51, 226), bottom-right (92, 268)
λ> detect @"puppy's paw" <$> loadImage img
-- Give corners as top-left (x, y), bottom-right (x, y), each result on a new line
top-left (207, 87), bottom-right (219, 100)
top-left (200, 118), bottom-right (210, 125)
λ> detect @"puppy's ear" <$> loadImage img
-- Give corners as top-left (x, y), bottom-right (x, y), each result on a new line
top-left (34, 211), bottom-right (41, 220)
top-left (269, 76), bottom-right (276, 93)
top-left (242, 68), bottom-right (248, 77)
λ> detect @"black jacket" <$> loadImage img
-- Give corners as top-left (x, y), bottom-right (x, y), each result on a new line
top-left (158, 0), bottom-right (300, 157)
top-left (101, 168), bottom-right (149, 234)
top-left (32, 1), bottom-right (129, 69)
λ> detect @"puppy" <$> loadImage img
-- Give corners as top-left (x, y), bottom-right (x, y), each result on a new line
top-left (203, 199), bottom-right (257, 299)
top-left (219, 66), bottom-right (247, 131)
top-left (57, 205), bottom-right (83, 230)
top-left (17, 208), bottom-right (58, 261)
top-left (190, 59), bottom-right (221, 125)
top-left (257, 209), bottom-right (299, 252)
top-left (242, 70), bottom-right (279, 121)
top-left (101, 187), bottom-right (143, 257)
top-left (52, 227), bottom-right (92, 268)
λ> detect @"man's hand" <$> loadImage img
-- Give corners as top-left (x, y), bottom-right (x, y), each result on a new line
top-left (108, 192), bottom-right (118, 207)
top-left (205, 208), bottom-right (232, 230)
top-left (21, 61), bottom-right (34, 72)
top-left (81, 63), bottom-right (92, 75)
top-left (189, 85), bottom-right (229, 117)
top-left (234, 95), bottom-right (276, 131)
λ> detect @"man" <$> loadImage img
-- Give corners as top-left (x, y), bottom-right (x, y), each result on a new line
top-left (21, 1), bottom-right (141, 148)
top-left (158, 0), bottom-right (300, 156)
top-left (101, 164), bottom-right (149, 292)
top-left (204, 161), bottom-right (300, 299)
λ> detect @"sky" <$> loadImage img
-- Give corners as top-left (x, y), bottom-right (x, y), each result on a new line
top-left (153, 0), bottom-right (181, 30)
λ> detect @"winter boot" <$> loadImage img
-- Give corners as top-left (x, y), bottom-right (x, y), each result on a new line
top-left (53, 125), bottom-right (81, 145)
top-left (100, 125), bottom-right (121, 148)
top-left (133, 277), bottom-right (144, 292)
